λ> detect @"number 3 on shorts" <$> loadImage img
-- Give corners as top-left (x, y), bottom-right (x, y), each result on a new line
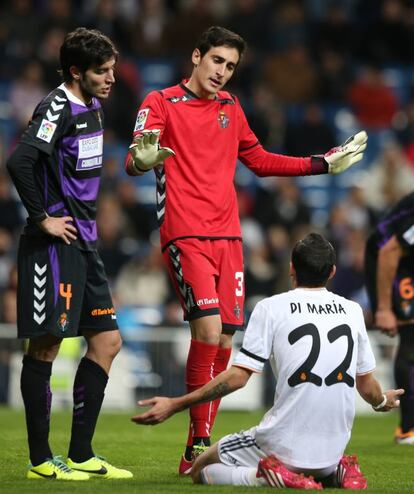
top-left (235, 271), bottom-right (244, 297)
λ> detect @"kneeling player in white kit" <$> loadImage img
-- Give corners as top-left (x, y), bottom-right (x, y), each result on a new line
top-left (132, 233), bottom-right (403, 489)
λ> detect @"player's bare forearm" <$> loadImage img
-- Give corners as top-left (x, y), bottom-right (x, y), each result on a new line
top-left (377, 236), bottom-right (401, 311)
top-left (375, 236), bottom-right (402, 336)
top-left (131, 365), bottom-right (252, 425)
top-left (356, 372), bottom-right (404, 411)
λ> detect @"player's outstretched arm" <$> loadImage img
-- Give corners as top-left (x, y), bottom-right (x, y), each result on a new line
top-left (312, 130), bottom-right (368, 175)
top-left (356, 372), bottom-right (404, 412)
top-left (131, 365), bottom-right (252, 425)
top-left (126, 129), bottom-right (175, 176)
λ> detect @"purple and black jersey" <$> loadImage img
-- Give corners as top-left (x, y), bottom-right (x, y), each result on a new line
top-left (369, 192), bottom-right (414, 252)
top-left (365, 192), bottom-right (414, 319)
top-left (20, 84), bottom-right (104, 251)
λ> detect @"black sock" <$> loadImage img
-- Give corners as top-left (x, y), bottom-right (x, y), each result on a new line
top-left (20, 355), bottom-right (53, 466)
top-left (68, 357), bottom-right (108, 462)
top-left (395, 327), bottom-right (414, 432)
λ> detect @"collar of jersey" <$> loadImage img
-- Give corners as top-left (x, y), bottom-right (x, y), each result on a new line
top-left (179, 82), bottom-right (219, 101)
top-left (59, 83), bottom-right (88, 107)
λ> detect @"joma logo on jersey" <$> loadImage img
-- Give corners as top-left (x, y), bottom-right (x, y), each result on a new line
top-left (218, 111), bottom-right (229, 129)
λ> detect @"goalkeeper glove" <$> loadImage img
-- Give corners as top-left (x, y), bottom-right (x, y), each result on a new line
top-left (129, 129), bottom-right (175, 174)
top-left (312, 130), bottom-right (368, 175)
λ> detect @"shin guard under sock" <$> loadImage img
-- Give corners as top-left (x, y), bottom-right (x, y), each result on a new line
top-left (68, 357), bottom-right (108, 462)
top-left (20, 355), bottom-right (53, 466)
top-left (185, 339), bottom-right (218, 445)
top-left (210, 347), bottom-right (232, 428)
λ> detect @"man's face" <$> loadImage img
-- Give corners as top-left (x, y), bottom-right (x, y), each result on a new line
top-left (79, 57), bottom-right (116, 101)
top-left (191, 46), bottom-right (240, 98)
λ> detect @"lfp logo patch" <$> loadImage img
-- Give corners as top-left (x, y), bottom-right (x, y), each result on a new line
top-left (134, 108), bottom-right (149, 131)
top-left (36, 119), bottom-right (57, 143)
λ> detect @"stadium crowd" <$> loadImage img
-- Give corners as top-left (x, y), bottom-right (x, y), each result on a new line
top-left (1, 0), bottom-right (414, 402)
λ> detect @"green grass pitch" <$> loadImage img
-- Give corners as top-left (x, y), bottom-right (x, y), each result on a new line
top-left (1, 407), bottom-right (412, 493)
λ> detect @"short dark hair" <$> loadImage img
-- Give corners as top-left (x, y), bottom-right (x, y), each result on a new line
top-left (195, 26), bottom-right (246, 60)
top-left (60, 27), bottom-right (118, 83)
top-left (291, 233), bottom-right (336, 287)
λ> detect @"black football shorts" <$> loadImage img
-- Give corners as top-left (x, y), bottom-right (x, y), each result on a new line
top-left (17, 235), bottom-right (118, 339)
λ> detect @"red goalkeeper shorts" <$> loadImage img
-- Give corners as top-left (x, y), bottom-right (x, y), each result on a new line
top-left (163, 238), bottom-right (244, 333)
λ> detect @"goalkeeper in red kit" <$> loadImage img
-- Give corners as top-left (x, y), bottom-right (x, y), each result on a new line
top-left (125, 26), bottom-right (368, 475)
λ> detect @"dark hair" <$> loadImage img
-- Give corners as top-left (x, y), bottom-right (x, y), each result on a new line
top-left (60, 27), bottom-right (118, 83)
top-left (291, 233), bottom-right (336, 287)
top-left (195, 26), bottom-right (246, 60)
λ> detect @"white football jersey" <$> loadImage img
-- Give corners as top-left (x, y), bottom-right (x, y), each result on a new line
top-left (233, 287), bottom-right (376, 469)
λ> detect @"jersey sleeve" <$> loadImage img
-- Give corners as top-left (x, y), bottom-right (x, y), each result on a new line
top-left (20, 95), bottom-right (69, 156)
top-left (235, 102), bottom-right (313, 177)
top-left (355, 305), bottom-right (376, 375)
top-left (132, 91), bottom-right (167, 137)
top-left (233, 301), bottom-right (274, 373)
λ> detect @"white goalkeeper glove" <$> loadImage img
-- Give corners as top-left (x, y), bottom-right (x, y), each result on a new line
top-left (312, 130), bottom-right (368, 175)
top-left (129, 129), bottom-right (175, 174)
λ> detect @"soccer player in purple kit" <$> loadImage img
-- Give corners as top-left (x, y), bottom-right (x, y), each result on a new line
top-left (6, 28), bottom-right (132, 480)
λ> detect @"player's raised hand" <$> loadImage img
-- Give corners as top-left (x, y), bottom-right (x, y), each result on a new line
top-left (319, 130), bottom-right (368, 175)
top-left (38, 216), bottom-right (77, 245)
top-left (129, 129), bottom-right (175, 175)
top-left (131, 396), bottom-right (179, 425)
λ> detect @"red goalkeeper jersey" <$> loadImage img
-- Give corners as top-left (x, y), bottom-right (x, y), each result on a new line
top-left (128, 81), bottom-right (315, 249)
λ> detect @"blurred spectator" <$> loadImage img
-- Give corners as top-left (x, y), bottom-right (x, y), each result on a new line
top-left (268, 0), bottom-right (309, 52)
top-left (283, 103), bottom-right (337, 156)
top-left (243, 83), bottom-right (286, 149)
top-left (9, 61), bottom-right (48, 131)
top-left (347, 65), bottom-right (399, 129)
top-left (254, 178), bottom-right (311, 232)
top-left (332, 227), bottom-right (368, 306)
top-left (83, 0), bottom-right (131, 52)
top-left (40, 0), bottom-right (77, 35)
top-left (0, 172), bottom-right (24, 234)
top-left (116, 179), bottom-right (156, 243)
top-left (129, 0), bottom-right (171, 57)
top-left (224, 0), bottom-right (271, 54)
top-left (0, 0), bottom-right (39, 77)
top-left (362, 141), bottom-right (414, 213)
top-left (0, 287), bottom-right (17, 324)
top-left (101, 59), bottom-right (141, 141)
top-left (244, 242), bottom-right (280, 313)
top-left (341, 184), bottom-right (378, 231)
top-left (263, 42), bottom-right (320, 104)
top-left (359, 0), bottom-right (408, 65)
top-left (115, 244), bottom-right (171, 306)
top-left (318, 49), bottom-right (353, 103)
top-left (393, 95), bottom-right (414, 166)
top-left (36, 27), bottom-right (67, 90)
top-left (0, 228), bottom-right (14, 290)
top-left (165, 0), bottom-right (218, 56)
top-left (97, 193), bottom-right (137, 280)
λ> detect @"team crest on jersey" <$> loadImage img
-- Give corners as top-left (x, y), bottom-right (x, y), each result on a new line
top-left (134, 108), bottom-right (149, 131)
top-left (36, 119), bottom-right (57, 143)
top-left (218, 110), bottom-right (229, 129)
top-left (234, 302), bottom-right (241, 319)
top-left (57, 312), bottom-right (69, 332)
